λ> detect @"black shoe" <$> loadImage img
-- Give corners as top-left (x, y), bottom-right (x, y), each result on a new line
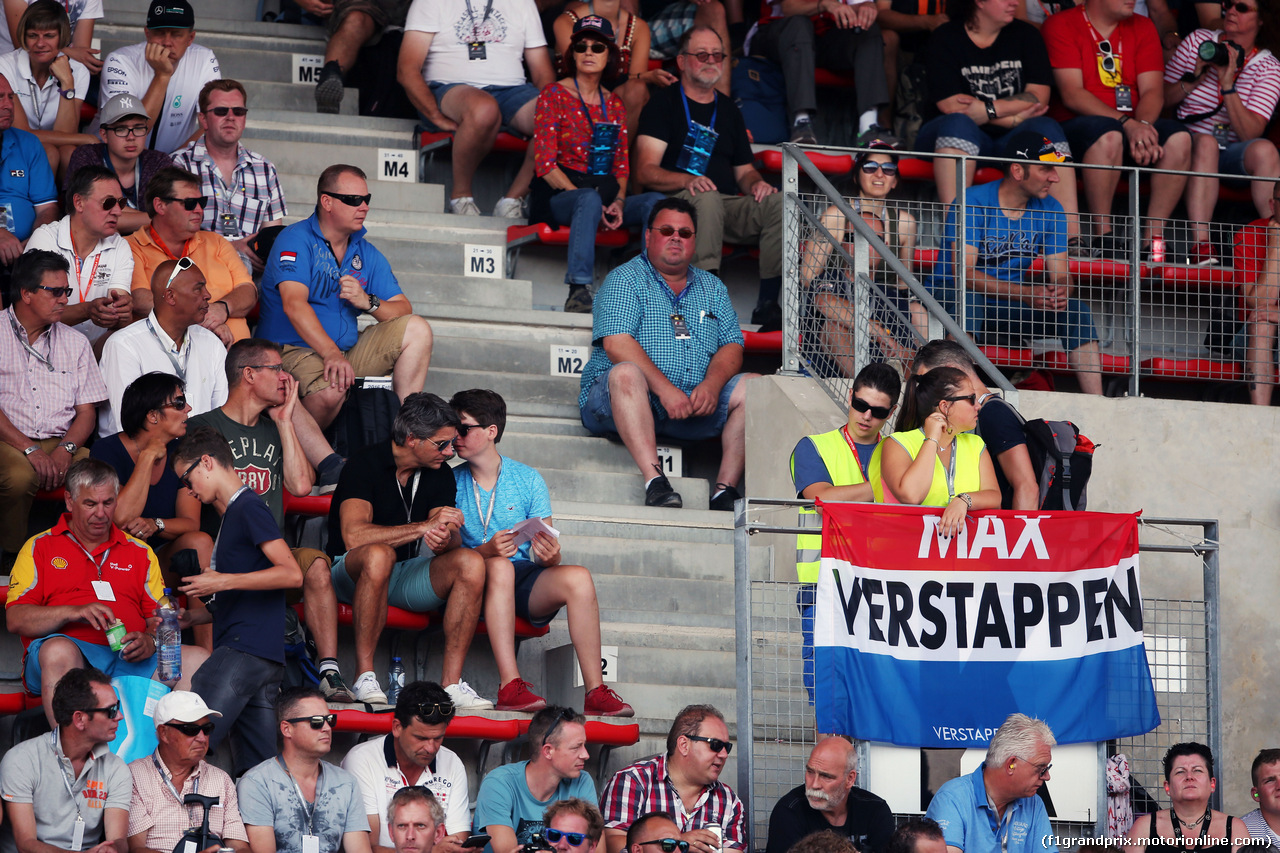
top-left (645, 475), bottom-right (683, 508)
top-left (564, 286), bottom-right (593, 314)
top-left (709, 484), bottom-right (741, 511)
top-left (1092, 231), bottom-right (1128, 261)
top-left (751, 300), bottom-right (782, 333)
top-left (790, 119), bottom-right (818, 145)
top-left (315, 61), bottom-right (344, 114)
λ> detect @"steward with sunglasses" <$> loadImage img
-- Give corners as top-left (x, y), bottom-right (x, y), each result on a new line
top-left (126, 691), bottom-right (249, 853)
top-left (27, 165), bottom-right (135, 350)
top-left (127, 167), bottom-right (256, 342)
top-left (601, 705), bottom-right (745, 853)
top-left (0, 250), bottom-right (102, 560)
top-left (171, 426), bottom-right (305, 776)
top-left (0, 668), bottom-right (131, 853)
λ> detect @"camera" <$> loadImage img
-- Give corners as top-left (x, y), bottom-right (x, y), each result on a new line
top-left (521, 836), bottom-right (555, 853)
top-left (1198, 38), bottom-right (1245, 67)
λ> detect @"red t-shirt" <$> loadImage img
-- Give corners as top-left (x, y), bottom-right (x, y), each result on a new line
top-left (1042, 6), bottom-right (1163, 122)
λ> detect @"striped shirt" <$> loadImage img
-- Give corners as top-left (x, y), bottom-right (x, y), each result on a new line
top-left (1164, 30), bottom-right (1280, 140)
top-left (172, 139), bottom-right (287, 237)
top-left (600, 754), bottom-right (748, 849)
top-left (127, 753), bottom-right (248, 852)
top-left (1243, 810), bottom-right (1280, 846)
top-left (0, 305), bottom-right (106, 438)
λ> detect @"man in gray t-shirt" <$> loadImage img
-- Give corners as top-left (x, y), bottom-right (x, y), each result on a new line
top-left (0, 668), bottom-right (132, 853)
top-left (237, 687), bottom-right (371, 853)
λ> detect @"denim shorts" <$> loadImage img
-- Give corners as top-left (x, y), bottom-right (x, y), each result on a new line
top-left (24, 634), bottom-right (156, 693)
top-left (511, 559), bottom-right (557, 627)
top-left (581, 367), bottom-right (744, 441)
top-left (1062, 115), bottom-right (1189, 162)
top-left (330, 551), bottom-right (446, 612)
top-left (422, 82), bottom-right (539, 132)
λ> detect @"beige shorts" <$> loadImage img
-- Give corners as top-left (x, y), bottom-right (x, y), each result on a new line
top-left (285, 547), bottom-right (331, 606)
top-left (283, 314), bottom-right (414, 398)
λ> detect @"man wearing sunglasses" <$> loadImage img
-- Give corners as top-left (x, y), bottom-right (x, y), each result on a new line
top-left (0, 668), bottom-right (132, 853)
top-left (26, 165), bottom-right (135, 350)
top-left (258, 163), bottom-right (433, 432)
top-left (0, 250), bottom-right (102, 564)
top-left (342, 681), bottom-right (472, 853)
top-left (544, 799), bottom-right (604, 853)
top-left (128, 166), bottom-right (256, 343)
top-left (601, 705), bottom-right (745, 853)
top-left (924, 714), bottom-right (1058, 853)
top-left (765, 737), bottom-right (893, 853)
top-left (239, 687), bottom-right (373, 853)
top-left (126, 691), bottom-right (249, 853)
top-left (174, 79), bottom-right (287, 275)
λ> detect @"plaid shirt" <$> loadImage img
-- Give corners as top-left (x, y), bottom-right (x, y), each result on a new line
top-left (600, 754), bottom-right (747, 849)
top-left (127, 751), bottom-right (248, 851)
top-left (172, 139), bottom-right (287, 237)
top-left (0, 306), bottom-right (106, 437)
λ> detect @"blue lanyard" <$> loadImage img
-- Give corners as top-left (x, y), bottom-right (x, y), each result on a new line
top-left (642, 253), bottom-right (692, 307)
top-left (680, 86), bottom-right (716, 133)
top-left (572, 79), bottom-right (609, 129)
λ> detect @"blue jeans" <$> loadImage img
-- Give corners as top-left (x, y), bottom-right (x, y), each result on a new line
top-left (797, 583), bottom-right (816, 705)
top-left (191, 646), bottom-right (283, 776)
top-left (916, 113), bottom-right (1069, 159)
top-left (581, 369), bottom-right (745, 440)
top-left (548, 189), bottom-right (664, 285)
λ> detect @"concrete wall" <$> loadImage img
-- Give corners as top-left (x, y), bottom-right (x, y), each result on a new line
top-left (744, 373), bottom-right (1280, 816)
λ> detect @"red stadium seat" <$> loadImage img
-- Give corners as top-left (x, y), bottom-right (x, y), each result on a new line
top-left (1141, 357), bottom-right (1241, 382)
top-left (756, 149), bottom-right (853, 177)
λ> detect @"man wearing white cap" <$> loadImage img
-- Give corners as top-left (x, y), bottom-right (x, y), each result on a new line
top-left (127, 691), bottom-right (249, 853)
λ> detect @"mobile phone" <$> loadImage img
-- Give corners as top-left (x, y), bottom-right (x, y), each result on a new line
top-left (463, 835), bottom-right (491, 848)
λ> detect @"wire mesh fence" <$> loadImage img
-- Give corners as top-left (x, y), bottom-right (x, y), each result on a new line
top-left (779, 145), bottom-right (1275, 405)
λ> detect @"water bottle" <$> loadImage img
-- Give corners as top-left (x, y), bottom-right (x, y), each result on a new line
top-left (156, 589), bottom-right (182, 686)
top-left (387, 656), bottom-right (405, 705)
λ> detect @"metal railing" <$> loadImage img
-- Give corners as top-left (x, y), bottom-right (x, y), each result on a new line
top-left (778, 143), bottom-right (1271, 406)
top-left (733, 498), bottom-right (1221, 849)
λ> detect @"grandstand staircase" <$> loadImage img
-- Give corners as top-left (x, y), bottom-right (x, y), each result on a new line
top-left (88, 0), bottom-right (763, 782)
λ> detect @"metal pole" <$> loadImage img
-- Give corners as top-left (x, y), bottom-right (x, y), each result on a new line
top-left (956, 155), bottom-right (968, 344)
top-left (1203, 519), bottom-right (1222, 812)
top-left (782, 148), bottom-right (802, 376)
top-left (1128, 166), bottom-right (1142, 398)
top-left (734, 498), bottom-right (755, 837)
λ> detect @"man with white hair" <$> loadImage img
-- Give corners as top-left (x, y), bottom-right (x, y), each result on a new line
top-left (766, 737), bottom-right (893, 853)
top-left (925, 714), bottom-right (1059, 853)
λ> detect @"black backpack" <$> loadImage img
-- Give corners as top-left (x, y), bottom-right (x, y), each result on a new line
top-left (986, 398), bottom-right (1095, 511)
top-left (330, 379), bottom-right (401, 459)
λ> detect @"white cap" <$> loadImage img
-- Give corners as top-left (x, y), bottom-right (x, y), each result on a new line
top-left (154, 691), bottom-right (223, 726)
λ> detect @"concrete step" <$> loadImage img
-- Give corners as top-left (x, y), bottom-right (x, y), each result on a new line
top-left (560, 536), bottom-right (736, 581)
top-left (101, 12), bottom-right (324, 41)
top-left (401, 273), bottom-right (533, 311)
top-left (595, 575), bottom-right (736, 619)
top-left (497, 432), bottom-right (650, 476)
top-left (423, 367), bottom-right (580, 412)
top-left (106, 0), bottom-right (263, 20)
top-left (243, 79), bottom-right (358, 115)
top-left (97, 26), bottom-right (323, 56)
top-left (552, 500), bottom-right (734, 544)
top-left (244, 116), bottom-right (417, 149)
top-left (245, 137), bottom-right (411, 181)
top-left (429, 331), bottom-right (593, 377)
top-left (540, 468), bottom-right (711, 510)
top-left (277, 173), bottom-right (445, 214)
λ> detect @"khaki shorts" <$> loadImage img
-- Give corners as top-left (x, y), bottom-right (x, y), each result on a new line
top-left (283, 314), bottom-right (414, 398)
top-left (285, 547), bottom-right (331, 606)
top-left (328, 0), bottom-right (410, 38)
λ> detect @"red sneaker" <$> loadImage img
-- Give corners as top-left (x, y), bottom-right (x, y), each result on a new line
top-left (496, 679), bottom-right (547, 713)
top-left (1188, 241), bottom-right (1220, 266)
top-left (585, 685), bottom-right (635, 717)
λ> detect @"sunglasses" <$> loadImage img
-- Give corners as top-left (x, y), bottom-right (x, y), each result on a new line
top-left (687, 734), bottom-right (733, 754)
top-left (105, 123), bottom-right (149, 138)
top-left (860, 161), bottom-right (898, 176)
top-left (544, 830), bottom-right (589, 847)
top-left (324, 191), bottom-right (372, 207)
top-left (37, 284), bottom-right (73, 297)
top-left (162, 195), bottom-right (208, 211)
top-left (682, 50), bottom-right (725, 64)
top-left (572, 41), bottom-right (608, 54)
top-left (286, 713), bottom-right (338, 730)
top-left (411, 701), bottom-right (456, 720)
top-left (423, 437), bottom-right (455, 453)
top-left (654, 224), bottom-right (695, 239)
top-left (206, 106), bottom-right (248, 117)
top-left (161, 396), bottom-right (188, 411)
top-left (84, 703), bottom-right (121, 719)
top-left (247, 363), bottom-right (286, 373)
top-left (543, 707), bottom-right (580, 744)
top-left (178, 457), bottom-right (201, 490)
top-left (1097, 39), bottom-right (1118, 75)
top-left (638, 841), bottom-right (690, 853)
top-left (944, 394), bottom-right (977, 406)
top-left (1221, 1), bottom-right (1256, 10)
top-left (166, 721), bottom-right (216, 736)
top-left (96, 196), bottom-right (126, 211)
top-left (850, 396), bottom-right (892, 420)
top-left (164, 256), bottom-right (194, 290)
top-left (455, 423), bottom-right (482, 438)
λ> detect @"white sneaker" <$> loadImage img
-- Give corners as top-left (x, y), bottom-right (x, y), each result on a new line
top-left (451, 196), bottom-right (482, 217)
top-left (493, 197), bottom-right (524, 219)
top-left (445, 680), bottom-right (494, 711)
top-left (352, 671), bottom-right (388, 704)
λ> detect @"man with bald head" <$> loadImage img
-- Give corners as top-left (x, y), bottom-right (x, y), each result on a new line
top-left (98, 257), bottom-right (228, 435)
top-left (625, 814), bottom-right (683, 853)
top-left (766, 738), bottom-right (893, 853)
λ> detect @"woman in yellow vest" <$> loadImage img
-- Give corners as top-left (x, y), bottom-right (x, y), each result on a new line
top-left (878, 365), bottom-right (1001, 537)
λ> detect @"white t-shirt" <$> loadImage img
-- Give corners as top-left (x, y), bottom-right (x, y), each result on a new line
top-left (0, 49), bottom-right (89, 130)
top-left (99, 41), bottom-right (220, 154)
top-left (406, 0), bottom-right (545, 88)
top-left (25, 215), bottom-right (133, 344)
top-left (0, 0), bottom-right (103, 55)
top-left (341, 735), bottom-right (471, 848)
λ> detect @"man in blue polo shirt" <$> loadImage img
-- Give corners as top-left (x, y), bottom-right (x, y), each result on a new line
top-left (0, 74), bottom-right (57, 282)
top-left (578, 197), bottom-right (758, 511)
top-left (257, 163), bottom-right (433, 430)
top-left (924, 714), bottom-right (1059, 853)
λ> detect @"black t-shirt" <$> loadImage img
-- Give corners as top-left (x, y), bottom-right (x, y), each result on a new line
top-left (213, 488), bottom-right (287, 663)
top-left (976, 397), bottom-right (1029, 510)
top-left (637, 83), bottom-right (754, 196)
top-left (922, 19), bottom-right (1052, 132)
top-left (326, 440), bottom-right (458, 560)
top-left (765, 785), bottom-right (895, 853)
top-left (89, 434), bottom-right (181, 550)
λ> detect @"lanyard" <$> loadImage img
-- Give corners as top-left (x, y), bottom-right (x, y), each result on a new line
top-left (471, 460), bottom-right (503, 540)
top-left (67, 531), bottom-right (113, 580)
top-left (572, 78), bottom-right (609, 130)
top-left (1171, 807), bottom-right (1212, 852)
top-left (642, 253), bottom-right (691, 305)
top-left (924, 430), bottom-right (959, 499)
top-left (1082, 9), bottom-right (1120, 56)
top-left (210, 487), bottom-right (250, 574)
top-left (464, 0), bottom-right (495, 40)
top-left (73, 249), bottom-right (103, 305)
top-left (145, 317), bottom-right (189, 382)
top-left (27, 77), bottom-right (49, 128)
top-left (151, 752), bottom-right (200, 807)
top-left (400, 470), bottom-right (423, 558)
top-left (101, 148), bottom-right (143, 209)
top-left (148, 227), bottom-right (189, 262)
top-left (277, 757), bottom-right (318, 835)
top-left (838, 426), bottom-right (874, 482)
top-left (51, 730), bottom-right (90, 824)
top-left (8, 311), bottom-right (54, 371)
top-left (680, 86), bottom-right (716, 133)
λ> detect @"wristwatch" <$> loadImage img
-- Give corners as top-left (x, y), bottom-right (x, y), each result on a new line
top-left (22, 445), bottom-right (38, 456)
top-left (154, 518), bottom-right (166, 533)
top-left (982, 96), bottom-right (998, 121)
top-left (60, 441), bottom-right (77, 454)
top-left (59, 87), bottom-right (75, 100)
top-left (365, 293), bottom-right (380, 314)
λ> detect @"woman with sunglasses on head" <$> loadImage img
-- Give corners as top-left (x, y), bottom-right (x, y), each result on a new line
top-left (544, 799), bottom-right (605, 853)
top-left (0, 1), bottom-right (97, 181)
top-left (1163, 0), bottom-right (1280, 266)
top-left (68, 94), bottom-right (175, 236)
top-left (530, 15), bottom-right (666, 314)
top-left (876, 366), bottom-right (1000, 537)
